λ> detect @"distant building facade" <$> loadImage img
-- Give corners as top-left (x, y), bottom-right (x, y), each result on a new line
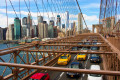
top-left (78, 13), bottom-right (83, 34)
top-left (0, 27), bottom-right (3, 40)
top-left (56, 15), bottom-right (61, 29)
top-left (3, 28), bottom-right (7, 40)
top-left (53, 26), bottom-right (58, 38)
top-left (14, 17), bottom-right (21, 40)
top-left (65, 11), bottom-right (69, 32)
top-left (38, 16), bottom-right (43, 23)
top-left (22, 25), bottom-right (27, 38)
top-left (22, 17), bottom-right (27, 25)
top-left (38, 20), bottom-right (48, 39)
top-left (6, 24), bottom-right (14, 40)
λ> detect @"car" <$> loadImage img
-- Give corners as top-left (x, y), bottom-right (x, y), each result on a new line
top-left (77, 53), bottom-right (87, 61)
top-left (92, 42), bottom-right (97, 45)
top-left (29, 73), bottom-right (50, 80)
top-left (66, 62), bottom-right (84, 78)
top-left (90, 46), bottom-right (99, 51)
top-left (87, 65), bottom-right (103, 80)
top-left (80, 47), bottom-right (89, 52)
top-left (57, 54), bottom-right (71, 65)
top-left (72, 47), bottom-right (78, 51)
top-left (90, 54), bottom-right (101, 63)
top-left (92, 40), bottom-right (98, 42)
top-left (78, 42), bottom-right (83, 45)
top-left (84, 42), bottom-right (91, 45)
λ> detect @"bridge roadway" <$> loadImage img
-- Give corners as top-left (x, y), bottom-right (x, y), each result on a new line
top-left (45, 53), bottom-right (103, 80)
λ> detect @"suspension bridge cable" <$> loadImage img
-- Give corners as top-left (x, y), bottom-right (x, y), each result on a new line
top-left (42, 0), bottom-right (50, 20)
top-left (23, 0), bottom-right (36, 25)
top-left (75, 0), bottom-right (88, 29)
top-left (47, 0), bottom-right (54, 17)
top-left (8, 0), bottom-right (18, 17)
top-left (19, 0), bottom-right (21, 19)
top-left (33, 0), bottom-right (41, 16)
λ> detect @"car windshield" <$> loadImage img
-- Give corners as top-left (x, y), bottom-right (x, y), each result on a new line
top-left (29, 79), bottom-right (39, 80)
top-left (78, 43), bottom-right (82, 45)
top-left (90, 74), bottom-right (101, 77)
top-left (60, 56), bottom-right (67, 59)
top-left (91, 47), bottom-right (97, 50)
top-left (91, 54), bottom-right (99, 57)
top-left (85, 43), bottom-right (89, 45)
top-left (82, 47), bottom-right (88, 50)
top-left (93, 42), bottom-right (97, 45)
top-left (69, 64), bottom-right (79, 69)
top-left (72, 47), bottom-right (77, 50)
top-left (78, 53), bottom-right (85, 55)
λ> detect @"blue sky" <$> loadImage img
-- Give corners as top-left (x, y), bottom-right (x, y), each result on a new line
top-left (0, 0), bottom-right (100, 30)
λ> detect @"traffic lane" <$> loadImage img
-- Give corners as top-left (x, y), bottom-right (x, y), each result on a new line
top-left (46, 54), bottom-right (77, 80)
top-left (58, 54), bottom-right (90, 80)
top-left (82, 54), bottom-right (104, 80)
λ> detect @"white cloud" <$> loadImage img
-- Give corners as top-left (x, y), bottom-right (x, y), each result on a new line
top-left (83, 14), bottom-right (99, 22)
top-left (81, 3), bottom-right (100, 9)
top-left (0, 14), bottom-right (14, 28)
top-left (0, 8), bottom-right (99, 30)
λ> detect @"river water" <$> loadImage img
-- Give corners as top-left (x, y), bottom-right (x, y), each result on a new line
top-left (0, 44), bottom-right (46, 80)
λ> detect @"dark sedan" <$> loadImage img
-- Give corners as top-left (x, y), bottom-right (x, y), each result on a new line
top-left (90, 46), bottom-right (99, 51)
top-left (90, 54), bottom-right (102, 63)
top-left (66, 62), bottom-right (84, 78)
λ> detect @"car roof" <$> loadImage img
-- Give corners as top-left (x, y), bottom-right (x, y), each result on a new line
top-left (71, 62), bottom-right (79, 65)
top-left (90, 65), bottom-right (100, 70)
top-left (30, 73), bottom-right (45, 79)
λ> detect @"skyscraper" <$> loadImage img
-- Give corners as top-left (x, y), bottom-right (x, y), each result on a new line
top-left (27, 13), bottom-right (32, 27)
top-left (22, 17), bottom-right (27, 25)
top-left (43, 21), bottom-right (48, 38)
top-left (65, 11), bottom-right (69, 32)
top-left (14, 17), bottom-right (21, 40)
top-left (22, 25), bottom-right (27, 38)
top-left (56, 15), bottom-right (61, 29)
top-left (50, 20), bottom-right (54, 26)
top-left (78, 13), bottom-right (83, 34)
top-left (38, 16), bottom-right (43, 23)
top-left (38, 20), bottom-right (48, 39)
top-left (0, 27), bottom-right (3, 40)
top-left (3, 28), bottom-right (7, 40)
top-left (48, 20), bottom-right (54, 38)
top-left (6, 24), bottom-right (14, 40)
top-left (27, 13), bottom-right (32, 37)
top-left (62, 24), bottom-right (65, 29)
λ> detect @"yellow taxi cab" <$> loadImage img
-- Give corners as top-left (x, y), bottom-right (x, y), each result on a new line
top-left (77, 53), bottom-right (87, 61)
top-left (57, 54), bottom-right (71, 65)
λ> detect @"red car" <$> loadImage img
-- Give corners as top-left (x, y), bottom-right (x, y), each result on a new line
top-left (29, 73), bottom-right (50, 80)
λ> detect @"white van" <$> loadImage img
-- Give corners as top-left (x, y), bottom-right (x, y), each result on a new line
top-left (87, 65), bottom-right (103, 80)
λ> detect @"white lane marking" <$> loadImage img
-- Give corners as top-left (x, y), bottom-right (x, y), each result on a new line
top-left (52, 62), bottom-right (57, 66)
top-left (57, 55), bottom-right (77, 80)
top-left (58, 72), bottom-right (65, 80)
top-left (82, 54), bottom-right (90, 78)
top-left (72, 55), bottom-right (77, 62)
top-left (81, 74), bottom-right (84, 80)
top-left (60, 72), bottom-right (64, 77)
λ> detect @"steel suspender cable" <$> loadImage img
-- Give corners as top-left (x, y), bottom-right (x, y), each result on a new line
top-left (42, 0), bottom-right (50, 20)
top-left (47, 0), bottom-right (54, 17)
top-left (33, 0), bottom-right (41, 16)
top-left (24, 0), bottom-right (36, 25)
top-left (19, 0), bottom-right (21, 19)
top-left (75, 0), bottom-right (88, 29)
top-left (8, 0), bottom-right (18, 17)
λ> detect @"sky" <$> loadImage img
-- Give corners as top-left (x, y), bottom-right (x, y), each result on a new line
top-left (0, 0), bottom-right (100, 30)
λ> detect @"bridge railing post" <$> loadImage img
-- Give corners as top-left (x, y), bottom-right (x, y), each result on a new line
top-left (26, 51), bottom-right (30, 75)
top-left (13, 51), bottom-right (19, 80)
top-left (0, 76), bottom-right (3, 80)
